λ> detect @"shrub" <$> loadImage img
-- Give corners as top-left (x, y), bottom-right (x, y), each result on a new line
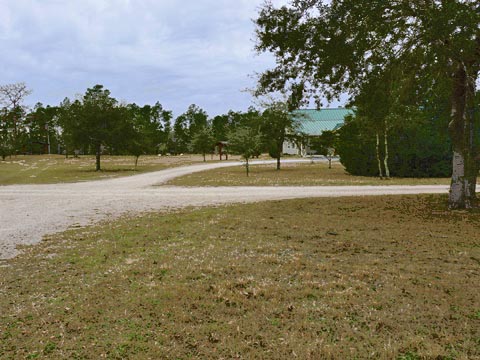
top-left (337, 115), bottom-right (452, 178)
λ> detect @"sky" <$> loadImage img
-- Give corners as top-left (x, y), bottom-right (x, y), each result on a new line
top-left (1, 0), bottom-right (325, 117)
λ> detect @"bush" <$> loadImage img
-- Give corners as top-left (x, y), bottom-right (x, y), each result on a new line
top-left (337, 115), bottom-right (452, 178)
top-left (336, 120), bottom-right (378, 176)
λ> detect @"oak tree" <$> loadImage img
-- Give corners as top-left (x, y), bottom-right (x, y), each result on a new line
top-left (260, 100), bottom-right (299, 170)
top-left (255, 0), bottom-right (480, 209)
top-left (190, 126), bottom-right (215, 162)
top-left (228, 127), bottom-right (262, 176)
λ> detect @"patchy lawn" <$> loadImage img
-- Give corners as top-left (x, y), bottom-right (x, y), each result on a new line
top-left (0, 154), bottom-right (230, 185)
top-left (166, 161), bottom-right (452, 187)
top-left (0, 195), bottom-right (479, 359)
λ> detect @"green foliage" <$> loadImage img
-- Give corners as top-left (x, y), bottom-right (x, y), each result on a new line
top-left (174, 107), bottom-right (263, 156)
top-left (127, 102), bottom-right (172, 161)
top-left (172, 104), bottom-right (208, 153)
top-left (0, 108), bottom-right (16, 160)
top-left (0, 83), bottom-right (32, 155)
top-left (228, 127), bottom-right (262, 160)
top-left (211, 114), bottom-right (230, 142)
top-left (254, 0), bottom-right (480, 207)
top-left (337, 112), bottom-right (452, 177)
top-left (254, 1), bottom-right (479, 103)
top-left (260, 101), bottom-right (297, 169)
top-left (238, 107), bottom-right (262, 130)
top-left (190, 126), bottom-right (215, 161)
top-left (336, 119), bottom-right (381, 176)
top-left (211, 108), bottom-right (261, 143)
top-left (54, 92), bottom-right (174, 164)
top-left (58, 85), bottom-right (132, 170)
top-left (309, 130), bottom-right (336, 156)
top-left (43, 342), bottom-right (57, 355)
top-left (26, 103), bottom-right (60, 155)
top-left (228, 127), bottom-right (262, 176)
top-left (0, 106), bottom-right (33, 158)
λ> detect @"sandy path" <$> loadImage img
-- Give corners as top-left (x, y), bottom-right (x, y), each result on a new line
top-left (0, 159), bottom-right (449, 259)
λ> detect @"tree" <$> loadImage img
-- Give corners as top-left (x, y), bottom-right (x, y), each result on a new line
top-left (260, 100), bottom-right (298, 170)
top-left (56, 97), bottom-right (78, 157)
top-left (336, 109), bottom-right (453, 178)
top-left (60, 85), bottom-right (129, 171)
top-left (228, 127), bottom-right (262, 176)
top-left (309, 130), bottom-right (337, 169)
top-left (26, 103), bottom-right (59, 154)
top-left (335, 118), bottom-right (378, 176)
top-left (255, 1), bottom-right (480, 209)
top-left (173, 104), bottom-right (208, 153)
top-left (211, 113), bottom-right (230, 143)
top-left (0, 83), bottom-right (32, 155)
top-left (0, 83), bottom-right (32, 144)
top-left (237, 107), bottom-right (262, 131)
top-left (190, 126), bottom-right (215, 161)
top-left (172, 115), bottom-right (189, 154)
top-left (0, 108), bottom-right (15, 160)
top-left (127, 102), bottom-right (172, 167)
top-left (211, 108), bottom-right (263, 142)
top-left (352, 69), bottom-right (399, 179)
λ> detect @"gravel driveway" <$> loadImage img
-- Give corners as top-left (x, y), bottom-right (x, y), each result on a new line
top-left (0, 159), bottom-right (450, 259)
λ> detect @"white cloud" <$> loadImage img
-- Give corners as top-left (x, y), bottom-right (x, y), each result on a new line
top-left (0, 0), bottom-right (292, 115)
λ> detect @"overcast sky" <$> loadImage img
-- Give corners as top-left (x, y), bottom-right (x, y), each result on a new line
top-left (0, 0), bottom-right (310, 117)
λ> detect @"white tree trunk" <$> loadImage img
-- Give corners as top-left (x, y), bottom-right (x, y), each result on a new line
top-left (448, 66), bottom-right (478, 209)
top-left (376, 132), bottom-right (383, 178)
top-left (384, 121), bottom-right (390, 179)
top-left (449, 151), bottom-right (477, 209)
top-left (449, 151), bottom-right (467, 205)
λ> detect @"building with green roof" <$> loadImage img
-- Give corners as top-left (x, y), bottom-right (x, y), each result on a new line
top-left (283, 108), bottom-right (354, 156)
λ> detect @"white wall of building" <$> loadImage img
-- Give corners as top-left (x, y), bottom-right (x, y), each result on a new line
top-left (282, 140), bottom-right (300, 155)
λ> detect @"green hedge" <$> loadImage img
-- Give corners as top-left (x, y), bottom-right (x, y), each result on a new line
top-left (337, 116), bottom-right (452, 178)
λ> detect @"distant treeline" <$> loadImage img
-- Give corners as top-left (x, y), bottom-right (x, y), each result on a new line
top-left (0, 84), bottom-right (301, 171)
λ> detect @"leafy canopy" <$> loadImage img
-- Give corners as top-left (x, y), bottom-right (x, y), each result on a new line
top-left (255, 1), bottom-right (480, 105)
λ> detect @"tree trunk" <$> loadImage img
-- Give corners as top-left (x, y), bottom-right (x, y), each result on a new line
top-left (384, 120), bottom-right (390, 179)
top-left (246, 158), bottom-right (249, 177)
top-left (276, 138), bottom-right (283, 170)
top-left (12, 101), bottom-right (18, 150)
top-left (203, 153), bottom-right (206, 162)
top-left (448, 65), bottom-right (478, 209)
top-left (95, 144), bottom-right (101, 171)
top-left (376, 132), bottom-right (384, 179)
top-left (134, 155), bottom-right (139, 171)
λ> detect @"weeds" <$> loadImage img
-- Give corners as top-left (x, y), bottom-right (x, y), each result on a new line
top-left (0, 154), bottom-right (230, 185)
top-left (0, 195), bottom-right (479, 358)
top-left (167, 162), bottom-right (451, 187)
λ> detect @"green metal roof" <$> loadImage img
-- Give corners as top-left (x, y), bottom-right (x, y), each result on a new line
top-left (291, 108), bottom-right (354, 136)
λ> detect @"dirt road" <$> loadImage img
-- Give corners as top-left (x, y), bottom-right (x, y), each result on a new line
top-left (0, 159), bottom-right (449, 259)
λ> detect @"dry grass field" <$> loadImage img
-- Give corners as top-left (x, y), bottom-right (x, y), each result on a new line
top-left (167, 161), bottom-right (452, 187)
top-left (1, 195), bottom-right (478, 359)
top-left (1, 156), bottom-right (453, 188)
top-left (0, 154), bottom-right (226, 185)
